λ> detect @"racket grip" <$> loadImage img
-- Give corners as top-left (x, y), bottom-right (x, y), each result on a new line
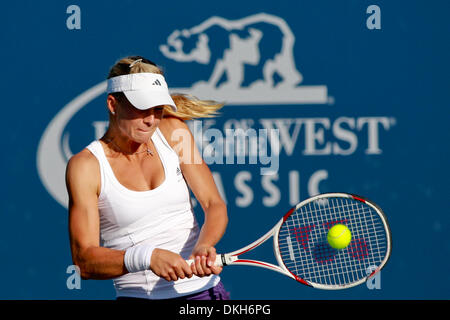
top-left (186, 254), bottom-right (224, 267)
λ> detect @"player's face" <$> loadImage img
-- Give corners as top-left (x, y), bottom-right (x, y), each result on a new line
top-left (113, 96), bottom-right (165, 144)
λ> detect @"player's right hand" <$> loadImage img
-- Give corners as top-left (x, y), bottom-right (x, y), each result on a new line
top-left (150, 248), bottom-right (193, 281)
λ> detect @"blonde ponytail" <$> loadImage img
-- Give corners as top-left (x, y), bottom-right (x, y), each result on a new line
top-left (166, 94), bottom-right (224, 120)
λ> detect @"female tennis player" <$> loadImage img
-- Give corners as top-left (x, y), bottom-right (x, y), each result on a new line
top-left (65, 56), bottom-right (230, 300)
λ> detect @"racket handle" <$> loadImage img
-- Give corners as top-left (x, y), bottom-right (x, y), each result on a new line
top-left (186, 254), bottom-right (224, 267)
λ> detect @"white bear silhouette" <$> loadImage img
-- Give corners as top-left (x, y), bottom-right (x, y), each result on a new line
top-left (160, 13), bottom-right (303, 91)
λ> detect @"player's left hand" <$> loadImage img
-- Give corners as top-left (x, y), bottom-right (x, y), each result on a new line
top-left (189, 245), bottom-right (223, 277)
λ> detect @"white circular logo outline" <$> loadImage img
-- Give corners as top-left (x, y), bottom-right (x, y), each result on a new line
top-left (36, 81), bottom-right (106, 208)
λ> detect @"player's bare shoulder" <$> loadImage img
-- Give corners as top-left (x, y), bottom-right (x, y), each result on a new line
top-left (159, 116), bottom-right (193, 150)
top-left (65, 148), bottom-right (101, 196)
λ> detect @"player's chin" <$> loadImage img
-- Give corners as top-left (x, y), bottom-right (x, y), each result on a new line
top-left (133, 129), bottom-right (154, 142)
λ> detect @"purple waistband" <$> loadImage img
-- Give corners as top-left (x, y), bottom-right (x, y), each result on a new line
top-left (174, 281), bottom-right (230, 300)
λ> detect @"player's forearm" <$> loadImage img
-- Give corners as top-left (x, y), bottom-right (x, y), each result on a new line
top-left (73, 246), bottom-right (128, 280)
top-left (196, 200), bottom-right (228, 247)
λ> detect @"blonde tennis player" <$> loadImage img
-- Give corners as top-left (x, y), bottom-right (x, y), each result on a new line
top-left (65, 56), bottom-right (230, 300)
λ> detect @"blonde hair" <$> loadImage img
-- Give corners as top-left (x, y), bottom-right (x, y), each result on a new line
top-left (107, 56), bottom-right (224, 120)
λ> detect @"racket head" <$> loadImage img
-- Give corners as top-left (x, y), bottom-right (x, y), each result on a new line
top-left (274, 193), bottom-right (391, 290)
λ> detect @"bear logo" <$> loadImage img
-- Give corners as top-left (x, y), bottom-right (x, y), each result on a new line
top-left (160, 13), bottom-right (328, 105)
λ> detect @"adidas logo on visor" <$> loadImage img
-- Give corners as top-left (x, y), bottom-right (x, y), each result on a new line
top-left (152, 79), bottom-right (162, 86)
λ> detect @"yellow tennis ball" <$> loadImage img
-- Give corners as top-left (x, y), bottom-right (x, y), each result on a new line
top-left (327, 224), bottom-right (352, 249)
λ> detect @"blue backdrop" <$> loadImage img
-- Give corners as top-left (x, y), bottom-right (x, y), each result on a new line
top-left (1, 0), bottom-right (449, 300)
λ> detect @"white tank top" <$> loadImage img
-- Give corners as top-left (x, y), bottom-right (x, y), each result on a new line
top-left (85, 128), bottom-right (219, 299)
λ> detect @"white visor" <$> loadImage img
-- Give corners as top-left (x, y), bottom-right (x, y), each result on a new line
top-left (106, 73), bottom-right (177, 111)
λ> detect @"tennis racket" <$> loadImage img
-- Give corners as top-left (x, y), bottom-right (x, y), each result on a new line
top-left (188, 192), bottom-right (391, 290)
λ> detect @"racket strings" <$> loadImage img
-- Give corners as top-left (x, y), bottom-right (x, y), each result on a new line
top-left (278, 197), bottom-right (389, 288)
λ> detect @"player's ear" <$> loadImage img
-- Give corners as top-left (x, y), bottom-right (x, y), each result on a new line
top-left (106, 94), bottom-right (119, 115)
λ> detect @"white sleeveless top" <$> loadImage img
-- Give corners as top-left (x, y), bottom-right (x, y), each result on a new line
top-left (85, 128), bottom-right (220, 299)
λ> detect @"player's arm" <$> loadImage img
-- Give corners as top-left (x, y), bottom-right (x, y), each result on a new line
top-left (66, 151), bottom-right (129, 279)
top-left (159, 116), bottom-right (228, 276)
